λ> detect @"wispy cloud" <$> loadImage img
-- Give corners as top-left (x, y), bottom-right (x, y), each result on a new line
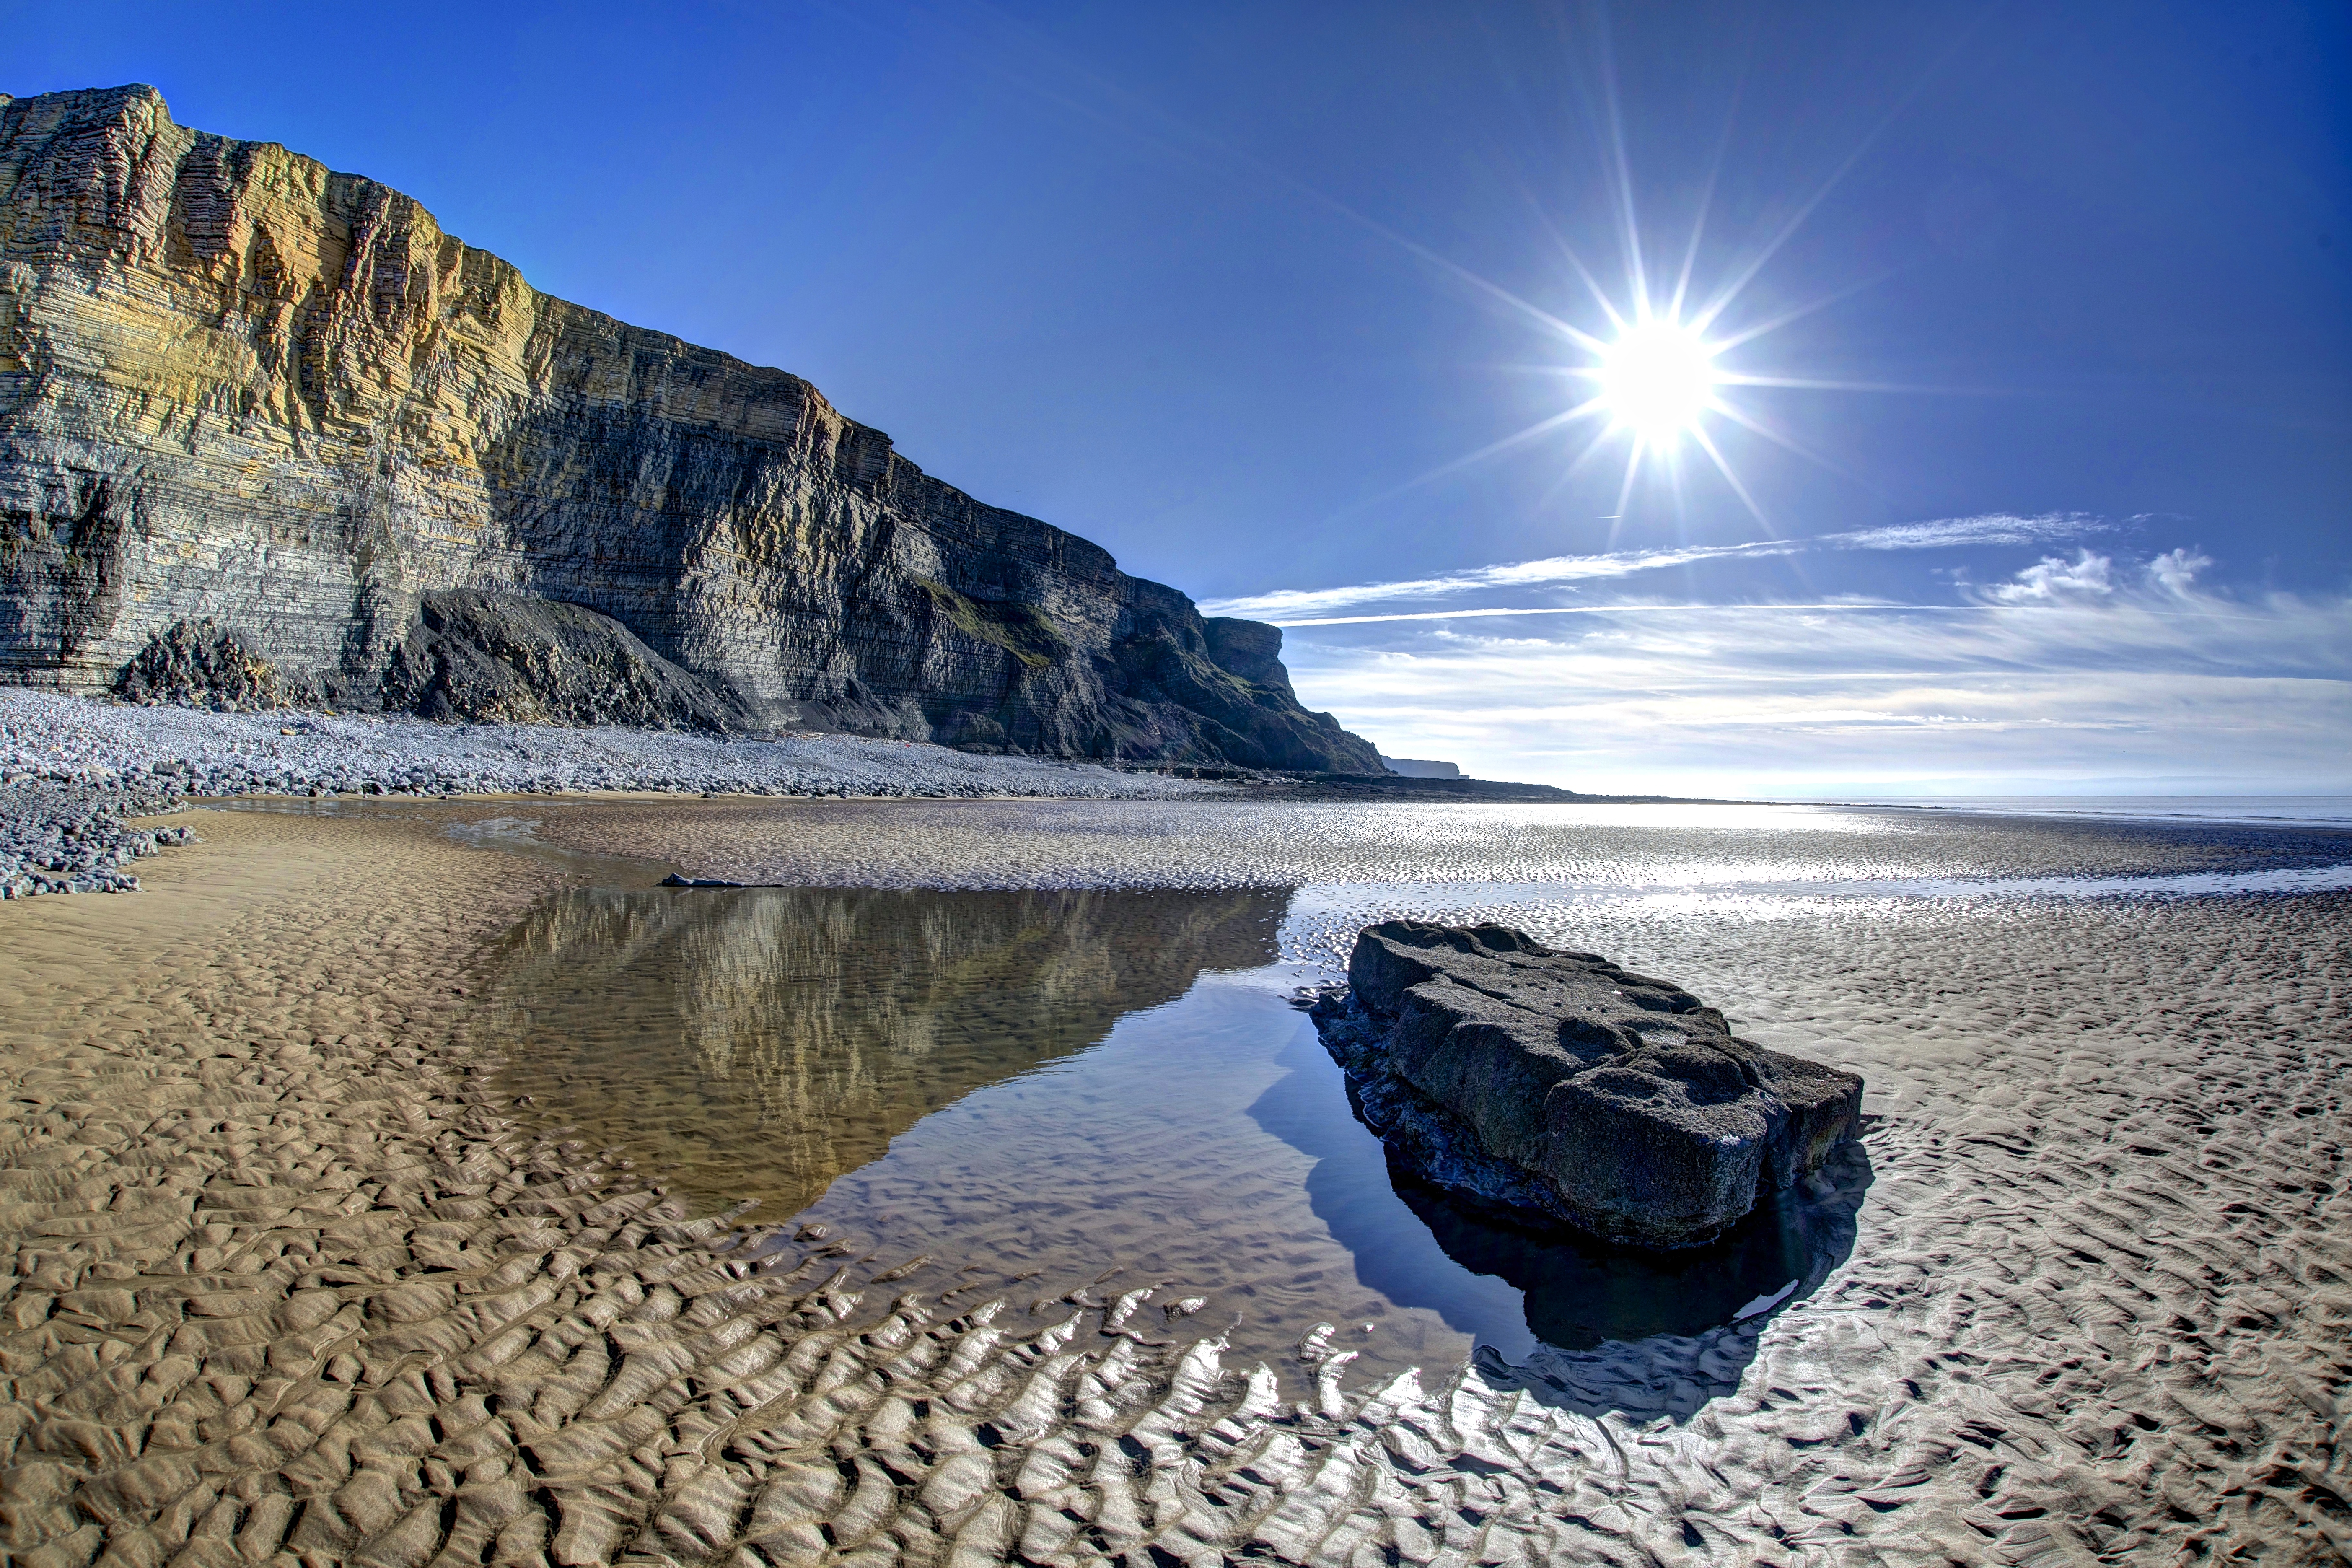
top-left (1200, 512), bottom-right (2106, 622)
top-left (1199, 540), bottom-right (1802, 622)
top-left (2147, 546), bottom-right (2214, 596)
top-left (1269, 600), bottom-right (1939, 627)
top-left (1829, 512), bottom-right (2108, 551)
top-left (1277, 559), bottom-right (2352, 795)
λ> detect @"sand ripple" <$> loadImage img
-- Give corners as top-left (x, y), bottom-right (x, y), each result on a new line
top-left (0, 804), bottom-right (2344, 1565)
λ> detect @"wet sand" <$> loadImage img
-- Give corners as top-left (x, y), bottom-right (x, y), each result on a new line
top-left (2, 799), bottom-right (2347, 1565)
top-left (523, 792), bottom-right (2352, 889)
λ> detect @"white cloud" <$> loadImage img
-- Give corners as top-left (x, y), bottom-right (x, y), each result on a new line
top-left (1199, 539), bottom-right (1803, 621)
top-left (2147, 546), bottom-right (2213, 595)
top-left (1277, 573), bottom-right (2352, 796)
top-left (1201, 512), bottom-right (2108, 623)
top-left (1975, 548), bottom-right (2116, 604)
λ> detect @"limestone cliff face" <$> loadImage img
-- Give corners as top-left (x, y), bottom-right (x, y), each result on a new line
top-left (0, 85), bottom-right (1381, 770)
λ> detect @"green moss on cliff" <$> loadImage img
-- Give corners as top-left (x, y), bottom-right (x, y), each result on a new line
top-left (914, 578), bottom-right (1069, 671)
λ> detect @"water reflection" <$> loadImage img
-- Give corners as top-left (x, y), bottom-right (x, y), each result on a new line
top-left (1389, 1140), bottom-right (1873, 1350)
top-left (478, 881), bottom-right (1871, 1404)
top-left (477, 884), bottom-right (1286, 1213)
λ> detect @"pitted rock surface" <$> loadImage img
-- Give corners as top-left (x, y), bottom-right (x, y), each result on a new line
top-left (0, 85), bottom-right (1380, 773)
top-left (1320, 921), bottom-right (1863, 1248)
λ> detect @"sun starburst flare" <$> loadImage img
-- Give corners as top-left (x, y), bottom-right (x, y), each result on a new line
top-left (1590, 317), bottom-right (1720, 448)
top-left (1276, 16), bottom-right (1976, 542)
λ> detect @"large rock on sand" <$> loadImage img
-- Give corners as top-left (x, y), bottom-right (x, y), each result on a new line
top-left (1314, 920), bottom-right (1863, 1249)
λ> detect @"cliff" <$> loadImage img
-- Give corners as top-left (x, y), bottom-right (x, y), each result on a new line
top-left (0, 85), bottom-right (1381, 770)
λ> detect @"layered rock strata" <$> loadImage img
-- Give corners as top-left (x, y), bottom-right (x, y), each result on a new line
top-left (0, 84), bottom-right (1381, 769)
top-left (1313, 920), bottom-right (1864, 1249)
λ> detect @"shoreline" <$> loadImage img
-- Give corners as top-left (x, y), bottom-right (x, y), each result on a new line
top-left (0, 690), bottom-right (1650, 901)
top-left (0, 795), bottom-right (2345, 1562)
top-left (0, 689), bottom-right (1240, 804)
top-left (0, 688), bottom-right (1224, 902)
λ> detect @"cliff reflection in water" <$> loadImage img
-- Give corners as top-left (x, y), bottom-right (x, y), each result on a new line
top-left (478, 885), bottom-right (1287, 1215)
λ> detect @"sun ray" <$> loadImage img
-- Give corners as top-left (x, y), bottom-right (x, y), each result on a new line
top-left (1705, 399), bottom-right (1879, 491)
top-left (1554, 419), bottom-right (1628, 487)
top-left (1688, 424), bottom-right (1772, 533)
top-left (1531, 423), bottom-right (1623, 515)
top-left (1314, 399), bottom-right (1613, 528)
top-left (1705, 268), bottom-right (1900, 352)
top-left (1714, 374), bottom-right (2011, 395)
top-left (1577, 0), bottom-right (1656, 325)
top-left (1688, 20), bottom-right (1986, 337)
top-left (1668, 72), bottom-right (1746, 324)
top-left (1666, 429), bottom-right (1692, 533)
top-left (1514, 181), bottom-right (1633, 336)
top-left (1609, 441), bottom-right (1646, 546)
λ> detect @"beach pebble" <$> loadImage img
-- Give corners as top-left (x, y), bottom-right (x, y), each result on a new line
top-left (0, 689), bottom-right (1228, 900)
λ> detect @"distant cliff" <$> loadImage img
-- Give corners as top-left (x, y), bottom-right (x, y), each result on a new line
top-left (0, 85), bottom-right (1382, 770)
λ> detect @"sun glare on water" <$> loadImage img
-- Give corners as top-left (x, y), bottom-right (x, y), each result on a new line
top-left (1596, 318), bottom-right (1718, 446)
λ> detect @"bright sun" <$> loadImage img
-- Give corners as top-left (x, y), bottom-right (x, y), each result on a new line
top-left (1596, 319), bottom-right (1718, 446)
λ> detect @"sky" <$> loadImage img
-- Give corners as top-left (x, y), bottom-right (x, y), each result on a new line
top-left (13, 2), bottom-right (2349, 796)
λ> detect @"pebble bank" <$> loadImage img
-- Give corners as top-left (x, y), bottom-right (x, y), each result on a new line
top-left (0, 692), bottom-right (1223, 899)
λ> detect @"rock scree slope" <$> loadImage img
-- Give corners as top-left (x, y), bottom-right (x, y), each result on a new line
top-left (0, 83), bottom-right (1381, 770)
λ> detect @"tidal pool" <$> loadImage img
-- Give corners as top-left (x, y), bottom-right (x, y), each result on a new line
top-left (475, 882), bottom-right (1861, 1386)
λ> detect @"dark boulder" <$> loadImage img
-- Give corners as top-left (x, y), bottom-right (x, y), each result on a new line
top-left (1313, 920), bottom-right (1863, 1249)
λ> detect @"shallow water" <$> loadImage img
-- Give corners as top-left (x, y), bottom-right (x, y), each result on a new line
top-left (1886, 793), bottom-right (2352, 827)
top-left (526, 793), bottom-right (2352, 890)
top-left (474, 882), bottom-right (1870, 1382)
top-left (474, 798), bottom-right (2349, 1396)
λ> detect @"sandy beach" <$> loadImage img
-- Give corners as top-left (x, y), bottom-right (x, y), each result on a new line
top-left (2, 798), bottom-right (2347, 1565)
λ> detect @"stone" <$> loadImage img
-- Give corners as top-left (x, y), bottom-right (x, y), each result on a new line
top-left (1313, 921), bottom-right (1863, 1249)
top-left (0, 86), bottom-right (1382, 774)
top-left (113, 619), bottom-right (307, 710)
top-left (380, 591), bottom-right (751, 732)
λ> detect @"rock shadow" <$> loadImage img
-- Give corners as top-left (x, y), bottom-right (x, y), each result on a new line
top-left (1392, 1135), bottom-right (1874, 1352)
top-left (1433, 1135), bottom-right (1874, 1421)
top-left (1248, 1020), bottom-right (1873, 1421)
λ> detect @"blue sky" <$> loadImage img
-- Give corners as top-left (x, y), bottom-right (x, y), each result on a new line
top-left (15, 2), bottom-right (2349, 794)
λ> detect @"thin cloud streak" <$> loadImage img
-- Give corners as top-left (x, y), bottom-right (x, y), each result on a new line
top-left (1200, 511), bottom-right (2105, 622)
top-left (1277, 561), bottom-right (2352, 795)
top-left (1276, 602), bottom-right (1948, 627)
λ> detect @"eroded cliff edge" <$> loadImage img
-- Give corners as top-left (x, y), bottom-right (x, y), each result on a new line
top-left (0, 84), bottom-right (1381, 770)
